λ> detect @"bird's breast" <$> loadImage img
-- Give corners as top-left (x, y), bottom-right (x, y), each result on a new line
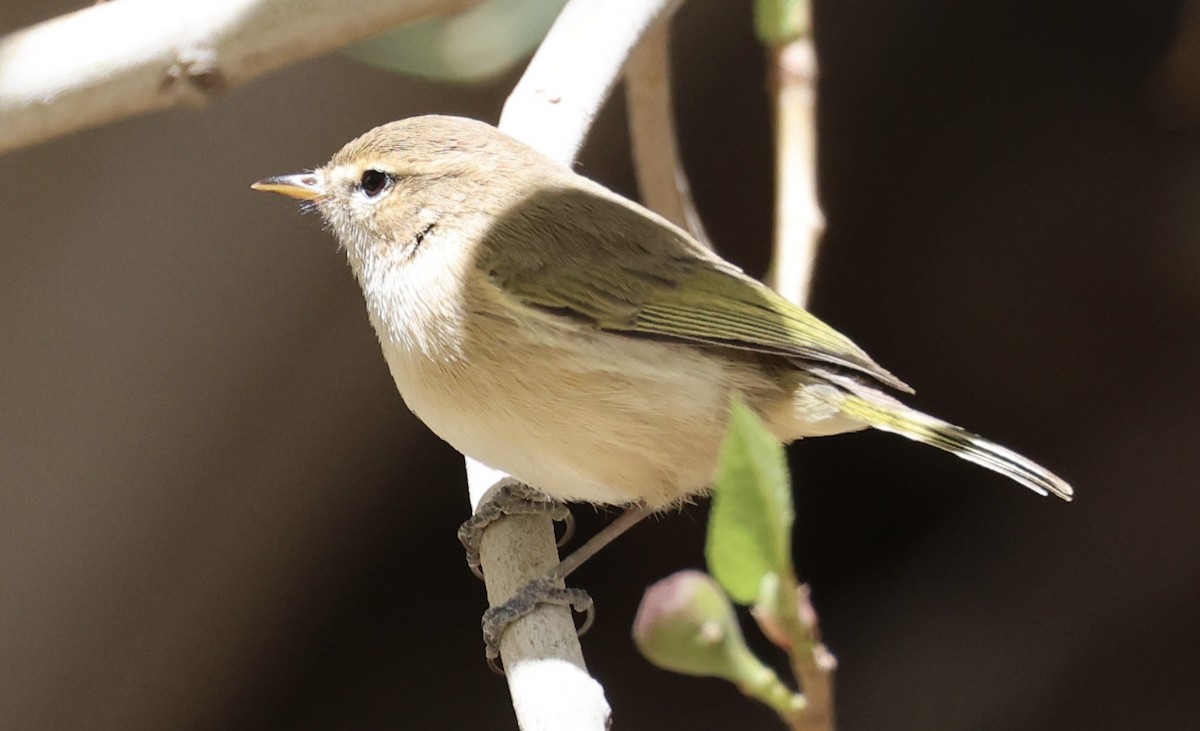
top-left (365, 274), bottom-right (739, 506)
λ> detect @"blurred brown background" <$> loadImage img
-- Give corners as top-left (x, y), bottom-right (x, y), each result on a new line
top-left (2, 1), bottom-right (1197, 729)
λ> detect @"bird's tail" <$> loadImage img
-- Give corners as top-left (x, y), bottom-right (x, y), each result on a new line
top-left (814, 371), bottom-right (1073, 501)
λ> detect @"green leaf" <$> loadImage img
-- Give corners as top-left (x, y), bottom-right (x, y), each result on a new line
top-left (706, 398), bottom-right (795, 605)
top-left (345, 0), bottom-right (568, 83)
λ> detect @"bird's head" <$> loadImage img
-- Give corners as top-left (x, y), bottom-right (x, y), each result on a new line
top-left (252, 115), bottom-right (547, 260)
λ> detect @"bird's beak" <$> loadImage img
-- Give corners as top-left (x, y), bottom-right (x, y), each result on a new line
top-left (251, 172), bottom-right (324, 200)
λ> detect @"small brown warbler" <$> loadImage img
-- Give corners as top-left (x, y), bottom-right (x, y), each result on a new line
top-left (253, 115), bottom-right (1072, 507)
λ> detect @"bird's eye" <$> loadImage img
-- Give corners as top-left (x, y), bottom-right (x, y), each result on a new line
top-left (360, 169), bottom-right (391, 198)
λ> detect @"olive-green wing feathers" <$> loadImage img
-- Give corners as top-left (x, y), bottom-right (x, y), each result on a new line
top-left (482, 187), bottom-right (910, 393)
top-left (629, 267), bottom-right (910, 392)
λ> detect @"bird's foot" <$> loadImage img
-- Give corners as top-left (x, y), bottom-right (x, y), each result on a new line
top-left (481, 576), bottom-right (594, 674)
top-left (457, 479), bottom-right (574, 579)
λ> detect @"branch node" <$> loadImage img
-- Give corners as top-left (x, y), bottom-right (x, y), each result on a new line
top-left (163, 45), bottom-right (226, 103)
top-left (775, 38), bottom-right (817, 87)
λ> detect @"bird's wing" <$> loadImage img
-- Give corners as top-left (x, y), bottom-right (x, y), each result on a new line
top-left (481, 186), bottom-right (911, 393)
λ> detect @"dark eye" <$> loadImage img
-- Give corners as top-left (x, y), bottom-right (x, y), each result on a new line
top-left (360, 169), bottom-right (390, 197)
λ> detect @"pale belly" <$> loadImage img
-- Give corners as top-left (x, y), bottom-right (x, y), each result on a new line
top-left (380, 318), bottom-right (863, 508)
top-left (383, 331), bottom-right (731, 506)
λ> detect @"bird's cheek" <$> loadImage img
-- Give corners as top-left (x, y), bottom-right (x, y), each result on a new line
top-left (316, 207), bottom-right (359, 249)
top-left (314, 198), bottom-right (341, 225)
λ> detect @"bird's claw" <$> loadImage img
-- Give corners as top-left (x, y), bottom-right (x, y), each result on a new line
top-left (481, 576), bottom-right (594, 674)
top-left (458, 480), bottom-right (572, 579)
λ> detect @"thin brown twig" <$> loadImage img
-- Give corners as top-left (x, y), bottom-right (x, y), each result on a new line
top-left (625, 5), bottom-right (711, 246)
top-left (766, 35), bottom-right (824, 306)
top-left (785, 584), bottom-right (837, 731)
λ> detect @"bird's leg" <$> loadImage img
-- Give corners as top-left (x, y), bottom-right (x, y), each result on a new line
top-left (480, 504), bottom-right (654, 673)
top-left (458, 480), bottom-right (574, 579)
top-left (551, 503), bottom-right (653, 580)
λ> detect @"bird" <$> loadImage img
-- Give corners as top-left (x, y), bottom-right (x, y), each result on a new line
top-left (253, 114), bottom-right (1071, 511)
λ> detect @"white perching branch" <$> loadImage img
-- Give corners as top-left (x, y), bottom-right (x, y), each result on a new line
top-left (467, 1), bottom-right (686, 730)
top-left (0, 0), bottom-right (476, 156)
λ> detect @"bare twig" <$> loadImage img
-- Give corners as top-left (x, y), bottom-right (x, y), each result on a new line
top-left (756, 1), bottom-right (835, 727)
top-left (749, 583), bottom-right (835, 730)
top-left (625, 5), bottom-right (710, 245)
top-left (765, 33), bottom-right (823, 305)
top-left (468, 1), bottom-right (687, 728)
top-left (783, 585), bottom-right (836, 731)
top-left (467, 466), bottom-right (609, 731)
top-left (790, 647), bottom-right (837, 731)
top-left (0, 0), bottom-right (475, 156)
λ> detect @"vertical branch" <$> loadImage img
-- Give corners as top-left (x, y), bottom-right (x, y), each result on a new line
top-left (761, 1), bottom-right (824, 306)
top-left (757, 1), bottom-right (836, 728)
top-left (466, 463), bottom-right (609, 731)
top-left (779, 584), bottom-right (837, 731)
top-left (469, 1), bottom-right (685, 729)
